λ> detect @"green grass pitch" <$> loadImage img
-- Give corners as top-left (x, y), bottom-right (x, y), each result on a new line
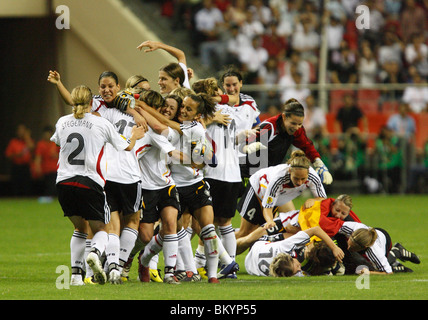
top-left (0, 194), bottom-right (427, 302)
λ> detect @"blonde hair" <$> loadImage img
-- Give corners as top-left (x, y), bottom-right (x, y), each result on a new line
top-left (350, 228), bottom-right (378, 252)
top-left (269, 253), bottom-right (295, 277)
top-left (286, 150), bottom-right (311, 170)
top-left (125, 75), bottom-right (149, 94)
top-left (71, 85), bottom-right (92, 119)
top-left (192, 77), bottom-right (220, 96)
top-left (170, 87), bottom-right (195, 100)
top-left (335, 194), bottom-right (353, 209)
top-left (139, 90), bottom-right (165, 110)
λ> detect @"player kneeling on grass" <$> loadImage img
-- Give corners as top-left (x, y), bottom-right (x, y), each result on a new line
top-left (245, 226), bottom-right (344, 277)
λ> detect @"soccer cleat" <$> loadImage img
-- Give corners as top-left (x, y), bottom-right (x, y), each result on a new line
top-left (208, 277), bottom-right (220, 283)
top-left (163, 275), bottom-right (181, 284)
top-left (109, 269), bottom-right (122, 285)
top-left (150, 269), bottom-right (163, 283)
top-left (86, 251), bottom-right (107, 285)
top-left (180, 271), bottom-right (202, 282)
top-left (392, 264), bottom-right (413, 273)
top-left (217, 261), bottom-right (239, 279)
top-left (174, 270), bottom-right (187, 281)
top-left (84, 276), bottom-right (97, 285)
top-left (197, 267), bottom-right (208, 280)
top-left (70, 276), bottom-right (85, 286)
top-left (121, 256), bottom-right (134, 282)
top-left (392, 243), bottom-right (420, 264)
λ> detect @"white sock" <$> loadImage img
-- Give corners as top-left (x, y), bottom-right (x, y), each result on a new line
top-left (149, 254), bottom-right (159, 270)
top-left (200, 224), bottom-right (219, 279)
top-left (141, 234), bottom-right (163, 267)
top-left (105, 233), bottom-right (120, 269)
top-left (195, 244), bottom-right (206, 269)
top-left (119, 227), bottom-right (138, 270)
top-left (70, 231), bottom-right (87, 273)
top-left (91, 231), bottom-right (108, 256)
top-left (217, 236), bottom-right (233, 266)
top-left (219, 224), bottom-right (236, 260)
top-left (162, 234), bottom-right (178, 278)
top-left (178, 227), bottom-right (197, 273)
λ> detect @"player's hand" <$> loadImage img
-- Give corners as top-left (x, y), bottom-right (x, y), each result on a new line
top-left (303, 198), bottom-right (316, 209)
top-left (313, 158), bottom-right (333, 185)
top-left (47, 70), bottom-right (61, 85)
top-left (332, 246), bottom-right (345, 263)
top-left (243, 142), bottom-right (267, 154)
top-left (137, 40), bottom-right (161, 53)
top-left (263, 219), bottom-right (276, 230)
top-left (131, 125), bottom-right (146, 140)
top-left (212, 110), bottom-right (231, 126)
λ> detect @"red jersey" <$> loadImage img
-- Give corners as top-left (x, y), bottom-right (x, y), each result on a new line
top-left (5, 138), bottom-right (33, 165)
top-left (35, 140), bottom-right (60, 174)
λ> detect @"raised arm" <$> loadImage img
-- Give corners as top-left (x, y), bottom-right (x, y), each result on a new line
top-left (137, 40), bottom-right (186, 65)
top-left (47, 70), bottom-right (73, 105)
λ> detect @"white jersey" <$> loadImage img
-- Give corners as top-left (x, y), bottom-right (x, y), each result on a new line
top-left (338, 221), bottom-right (392, 274)
top-left (204, 104), bottom-right (241, 182)
top-left (245, 231), bottom-right (310, 276)
top-left (51, 113), bottom-right (131, 187)
top-left (135, 127), bottom-right (176, 190)
top-left (249, 163), bottom-right (326, 209)
top-left (278, 210), bottom-right (300, 229)
top-left (169, 121), bottom-right (205, 187)
top-left (232, 93), bottom-right (260, 159)
top-left (96, 106), bottom-right (141, 184)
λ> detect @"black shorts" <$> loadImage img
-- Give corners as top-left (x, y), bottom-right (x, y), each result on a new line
top-left (204, 178), bottom-right (240, 219)
top-left (141, 185), bottom-right (181, 223)
top-left (236, 182), bottom-right (279, 226)
top-left (177, 180), bottom-right (212, 216)
top-left (104, 180), bottom-right (142, 215)
top-left (57, 176), bottom-right (110, 224)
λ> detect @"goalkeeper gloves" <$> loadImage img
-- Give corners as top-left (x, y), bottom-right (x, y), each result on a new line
top-left (112, 90), bottom-right (136, 112)
top-left (242, 142), bottom-right (267, 154)
top-left (313, 158), bottom-right (333, 185)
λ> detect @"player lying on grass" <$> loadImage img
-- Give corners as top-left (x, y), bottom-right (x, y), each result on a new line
top-left (339, 221), bottom-right (420, 274)
top-left (244, 225), bottom-right (344, 277)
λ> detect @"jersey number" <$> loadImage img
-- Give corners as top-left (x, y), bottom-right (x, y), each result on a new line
top-left (67, 133), bottom-right (84, 165)
top-left (258, 247), bottom-right (273, 276)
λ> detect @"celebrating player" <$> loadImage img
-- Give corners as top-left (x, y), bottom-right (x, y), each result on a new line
top-left (51, 85), bottom-right (145, 286)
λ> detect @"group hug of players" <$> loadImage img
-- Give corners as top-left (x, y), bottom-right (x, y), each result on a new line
top-left (47, 40), bottom-right (420, 286)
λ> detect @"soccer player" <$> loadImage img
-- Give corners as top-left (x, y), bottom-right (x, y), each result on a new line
top-left (49, 70), bottom-right (148, 284)
top-left (245, 226), bottom-right (344, 277)
top-left (338, 221), bottom-right (420, 274)
top-left (235, 150), bottom-right (327, 253)
top-left (137, 40), bottom-right (191, 95)
top-left (240, 98), bottom-right (333, 187)
top-left (192, 77), bottom-right (243, 271)
top-left (51, 85), bottom-right (145, 286)
top-left (135, 92), bottom-right (232, 283)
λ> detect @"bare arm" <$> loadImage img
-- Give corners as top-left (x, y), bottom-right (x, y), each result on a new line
top-left (135, 100), bottom-right (183, 134)
top-left (304, 226), bottom-right (344, 262)
top-left (125, 125), bottom-right (146, 151)
top-left (137, 40), bottom-right (186, 65)
top-left (47, 70), bottom-right (73, 105)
